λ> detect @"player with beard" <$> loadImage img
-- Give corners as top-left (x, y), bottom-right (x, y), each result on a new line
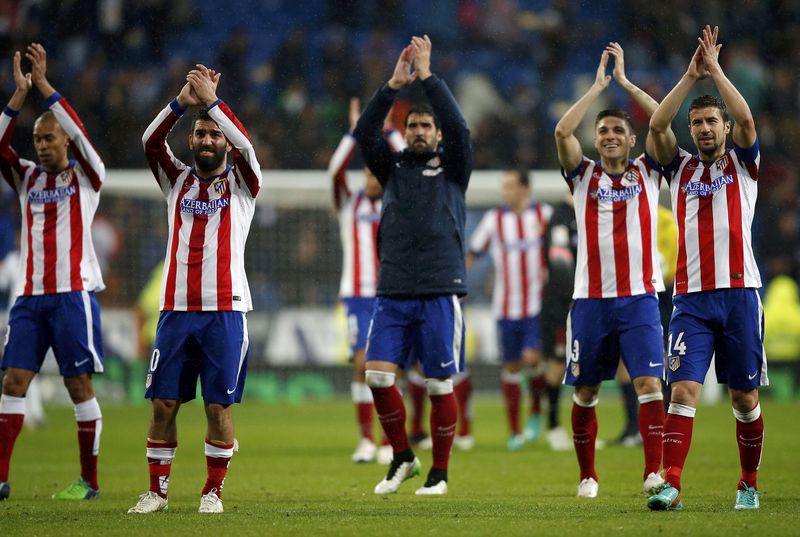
top-left (128, 64), bottom-right (262, 514)
top-left (646, 26), bottom-right (766, 512)
top-left (353, 35), bottom-right (472, 496)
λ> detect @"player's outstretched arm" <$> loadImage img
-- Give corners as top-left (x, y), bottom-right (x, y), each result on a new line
top-left (607, 42), bottom-right (658, 117)
top-left (6, 51), bottom-right (31, 112)
top-left (329, 97), bottom-right (361, 210)
top-left (413, 35), bottom-right (472, 187)
top-left (554, 52), bottom-right (611, 172)
top-left (699, 25), bottom-right (756, 148)
top-left (649, 44), bottom-right (707, 165)
top-left (190, 65), bottom-right (262, 197)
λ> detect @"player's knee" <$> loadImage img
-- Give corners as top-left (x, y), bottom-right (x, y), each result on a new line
top-left (424, 378), bottom-right (453, 396)
top-left (669, 381), bottom-right (701, 407)
top-left (729, 389), bottom-right (759, 413)
top-left (152, 398), bottom-right (180, 423)
top-left (573, 385), bottom-right (599, 405)
top-left (633, 376), bottom-right (662, 396)
top-left (1, 370), bottom-right (33, 397)
top-left (63, 375), bottom-right (94, 403)
top-left (365, 370), bottom-right (395, 388)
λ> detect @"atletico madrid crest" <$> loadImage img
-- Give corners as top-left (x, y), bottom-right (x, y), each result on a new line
top-left (570, 362), bottom-right (580, 377)
top-left (145, 373), bottom-right (152, 389)
top-left (669, 355), bottom-right (680, 372)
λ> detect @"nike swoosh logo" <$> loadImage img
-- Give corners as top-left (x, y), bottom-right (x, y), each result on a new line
top-left (74, 358), bottom-right (90, 367)
top-left (748, 372), bottom-right (758, 380)
top-left (227, 388), bottom-right (237, 394)
top-left (440, 360), bottom-right (455, 368)
top-left (649, 361), bottom-right (662, 367)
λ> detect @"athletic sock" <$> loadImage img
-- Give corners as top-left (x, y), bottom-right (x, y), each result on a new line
top-left (0, 395), bottom-right (25, 482)
top-left (203, 440), bottom-right (235, 497)
top-left (74, 398), bottom-right (102, 490)
top-left (407, 370), bottom-right (427, 437)
top-left (546, 383), bottom-right (561, 429)
top-left (453, 371), bottom-right (473, 436)
top-left (366, 371), bottom-right (410, 454)
top-left (620, 382), bottom-right (638, 435)
top-left (734, 403), bottom-right (763, 490)
top-left (427, 379), bottom-right (457, 471)
top-left (662, 403), bottom-right (696, 491)
top-left (146, 440), bottom-right (177, 499)
top-left (351, 382), bottom-right (374, 440)
top-left (529, 373), bottom-right (545, 416)
top-left (638, 393), bottom-right (665, 479)
top-left (501, 370), bottom-right (522, 436)
top-left (571, 394), bottom-right (598, 481)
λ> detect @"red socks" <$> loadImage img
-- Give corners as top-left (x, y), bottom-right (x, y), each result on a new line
top-left (638, 393), bottom-right (665, 479)
top-left (147, 440), bottom-right (177, 498)
top-left (0, 395), bottom-right (25, 482)
top-left (407, 371), bottom-right (427, 437)
top-left (203, 440), bottom-right (235, 497)
top-left (734, 403), bottom-right (764, 490)
top-left (501, 371), bottom-right (522, 436)
top-left (74, 398), bottom-right (102, 490)
top-left (571, 395), bottom-right (598, 481)
top-left (351, 382), bottom-right (374, 440)
top-left (662, 403), bottom-right (696, 491)
top-left (529, 374), bottom-right (545, 415)
top-left (453, 372), bottom-right (473, 436)
top-left (367, 371), bottom-right (410, 454)
top-left (427, 379), bottom-right (457, 470)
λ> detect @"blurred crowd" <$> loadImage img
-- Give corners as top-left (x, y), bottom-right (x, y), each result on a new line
top-left (0, 0), bottom-right (799, 308)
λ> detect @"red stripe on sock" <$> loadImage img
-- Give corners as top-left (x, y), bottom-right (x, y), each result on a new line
top-left (736, 415), bottom-right (763, 490)
top-left (0, 413), bottom-right (24, 482)
top-left (638, 401), bottom-right (665, 479)
top-left (77, 419), bottom-right (100, 490)
top-left (430, 393), bottom-right (457, 470)
top-left (571, 403), bottom-right (598, 481)
top-left (502, 381), bottom-right (522, 435)
top-left (663, 413), bottom-right (694, 491)
top-left (370, 385), bottom-right (409, 453)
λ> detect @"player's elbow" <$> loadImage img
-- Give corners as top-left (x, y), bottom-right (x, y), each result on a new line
top-left (648, 116), bottom-right (669, 135)
top-left (553, 123), bottom-right (571, 141)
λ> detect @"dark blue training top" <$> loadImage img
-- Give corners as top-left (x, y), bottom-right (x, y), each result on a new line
top-left (353, 75), bottom-right (473, 297)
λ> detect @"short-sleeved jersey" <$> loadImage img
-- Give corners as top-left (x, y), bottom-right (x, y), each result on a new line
top-left (564, 155), bottom-right (665, 299)
top-left (469, 202), bottom-right (552, 320)
top-left (142, 99), bottom-right (262, 312)
top-left (664, 142), bottom-right (761, 295)
top-left (329, 131), bottom-right (404, 299)
top-left (0, 92), bottom-right (105, 297)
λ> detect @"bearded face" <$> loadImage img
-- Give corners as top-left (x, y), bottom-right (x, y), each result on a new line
top-left (190, 119), bottom-right (229, 174)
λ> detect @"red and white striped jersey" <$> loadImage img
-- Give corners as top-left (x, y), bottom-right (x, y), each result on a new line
top-left (329, 131), bottom-right (405, 298)
top-left (0, 93), bottom-right (105, 297)
top-left (565, 155), bottom-right (665, 299)
top-left (665, 143), bottom-right (761, 295)
top-left (469, 203), bottom-right (552, 320)
top-left (142, 99), bottom-right (262, 312)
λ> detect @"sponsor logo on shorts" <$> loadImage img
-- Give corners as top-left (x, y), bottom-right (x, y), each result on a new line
top-left (669, 355), bottom-right (680, 371)
top-left (440, 359), bottom-right (455, 368)
top-left (649, 361), bottom-right (662, 368)
top-left (748, 372), bottom-right (758, 380)
top-left (227, 387), bottom-right (237, 395)
top-left (74, 358), bottom-right (90, 368)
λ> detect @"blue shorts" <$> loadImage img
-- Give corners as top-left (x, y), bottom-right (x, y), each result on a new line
top-left (564, 294), bottom-right (663, 386)
top-left (343, 297), bottom-right (375, 357)
top-left (2, 291), bottom-right (104, 377)
top-left (667, 288), bottom-right (767, 391)
top-left (498, 316), bottom-right (541, 361)
top-left (145, 311), bottom-right (249, 405)
top-left (365, 295), bottom-right (464, 378)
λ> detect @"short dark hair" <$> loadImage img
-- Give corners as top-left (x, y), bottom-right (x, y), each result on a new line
top-left (688, 94), bottom-right (729, 123)
top-left (404, 104), bottom-right (440, 130)
top-left (506, 168), bottom-right (530, 187)
top-left (595, 109), bottom-right (633, 131)
top-left (191, 110), bottom-right (217, 132)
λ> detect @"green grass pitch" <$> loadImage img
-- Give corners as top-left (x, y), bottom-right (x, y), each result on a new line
top-left (1, 396), bottom-right (798, 536)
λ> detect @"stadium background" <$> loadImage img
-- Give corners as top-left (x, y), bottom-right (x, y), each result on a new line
top-left (0, 0), bottom-right (799, 403)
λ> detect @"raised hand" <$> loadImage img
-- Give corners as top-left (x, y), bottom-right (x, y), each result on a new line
top-left (606, 42), bottom-right (627, 84)
top-left (25, 43), bottom-right (47, 85)
top-left (410, 35), bottom-right (432, 80)
top-left (348, 97), bottom-right (360, 131)
top-left (388, 45), bottom-right (416, 90)
top-left (594, 51), bottom-right (611, 90)
top-left (176, 81), bottom-right (201, 108)
top-left (698, 25), bottom-right (722, 76)
top-left (12, 51), bottom-right (31, 93)
top-left (187, 64), bottom-right (221, 107)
